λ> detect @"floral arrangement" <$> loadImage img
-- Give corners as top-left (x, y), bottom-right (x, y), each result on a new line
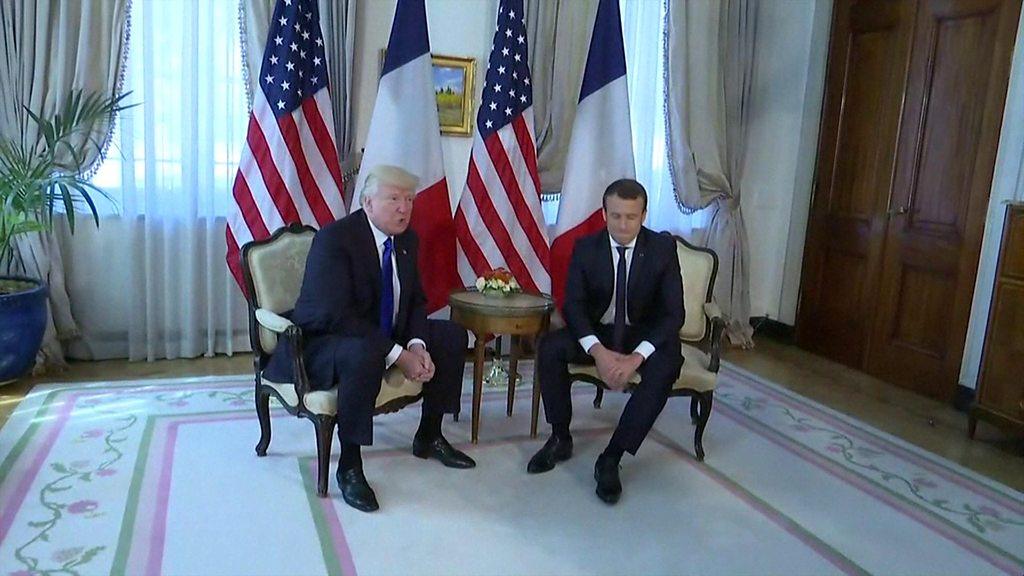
top-left (475, 267), bottom-right (521, 296)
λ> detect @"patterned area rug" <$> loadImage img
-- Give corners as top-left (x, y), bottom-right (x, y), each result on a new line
top-left (0, 363), bottom-right (1021, 575)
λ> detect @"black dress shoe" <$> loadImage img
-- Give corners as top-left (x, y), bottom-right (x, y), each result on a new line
top-left (336, 467), bottom-right (379, 512)
top-left (594, 454), bottom-right (622, 504)
top-left (527, 434), bottom-right (573, 474)
top-left (412, 435), bottom-right (476, 468)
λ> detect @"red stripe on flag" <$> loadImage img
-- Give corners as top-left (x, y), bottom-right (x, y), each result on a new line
top-left (410, 178), bottom-right (460, 313)
top-left (465, 160), bottom-right (539, 294)
top-left (278, 112), bottom-right (334, 226)
top-left (231, 171), bottom-right (271, 240)
top-left (455, 207), bottom-right (492, 277)
top-left (512, 116), bottom-right (542, 197)
top-left (301, 98), bottom-right (345, 195)
top-left (549, 210), bottom-right (605, 309)
top-left (246, 115), bottom-right (301, 224)
top-left (483, 132), bottom-right (551, 272)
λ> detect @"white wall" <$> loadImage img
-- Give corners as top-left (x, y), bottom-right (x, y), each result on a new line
top-left (960, 10), bottom-right (1024, 389)
top-left (740, 0), bottom-right (831, 323)
top-left (351, 0), bottom-right (497, 213)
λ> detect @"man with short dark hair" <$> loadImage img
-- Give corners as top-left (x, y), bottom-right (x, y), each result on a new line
top-left (265, 165), bottom-right (474, 513)
top-left (528, 178), bottom-right (684, 504)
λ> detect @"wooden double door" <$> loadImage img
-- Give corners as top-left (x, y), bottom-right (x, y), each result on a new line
top-left (796, 0), bottom-right (1021, 400)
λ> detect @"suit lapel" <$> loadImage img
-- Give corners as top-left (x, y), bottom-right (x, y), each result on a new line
top-left (355, 210), bottom-right (382, 297)
top-left (622, 227), bottom-right (647, 317)
top-left (626, 229), bottom-right (647, 303)
top-left (393, 233), bottom-right (414, 334)
top-left (597, 231), bottom-right (615, 310)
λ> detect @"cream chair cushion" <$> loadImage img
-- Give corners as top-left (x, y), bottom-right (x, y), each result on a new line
top-left (568, 343), bottom-right (716, 393)
top-left (677, 241), bottom-right (715, 341)
top-left (260, 367), bottom-right (424, 415)
top-left (246, 230), bottom-right (316, 354)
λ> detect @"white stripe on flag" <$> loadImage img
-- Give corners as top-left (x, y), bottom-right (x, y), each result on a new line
top-left (495, 119), bottom-right (548, 238)
top-left (291, 92), bottom-right (341, 220)
top-left (252, 92), bottom-right (317, 225)
top-left (472, 137), bottom-right (549, 281)
top-left (238, 137), bottom-right (287, 234)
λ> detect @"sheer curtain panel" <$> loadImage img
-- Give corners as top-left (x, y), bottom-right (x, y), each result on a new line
top-left (62, 0), bottom-right (250, 361)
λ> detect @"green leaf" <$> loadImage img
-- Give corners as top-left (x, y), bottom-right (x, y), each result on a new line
top-left (51, 462), bottom-right (70, 474)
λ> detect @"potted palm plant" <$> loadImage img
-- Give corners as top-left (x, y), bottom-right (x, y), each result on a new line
top-left (0, 90), bottom-right (130, 383)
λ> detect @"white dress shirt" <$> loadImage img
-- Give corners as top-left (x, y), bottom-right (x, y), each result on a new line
top-left (578, 235), bottom-right (655, 360)
top-left (368, 221), bottom-right (426, 368)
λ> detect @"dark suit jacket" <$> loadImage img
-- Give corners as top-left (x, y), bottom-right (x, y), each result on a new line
top-left (291, 209), bottom-right (428, 343)
top-left (264, 209), bottom-right (428, 381)
top-left (563, 227), bottom-right (684, 353)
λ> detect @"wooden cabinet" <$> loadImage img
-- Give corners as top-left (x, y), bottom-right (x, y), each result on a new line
top-left (969, 204), bottom-right (1024, 438)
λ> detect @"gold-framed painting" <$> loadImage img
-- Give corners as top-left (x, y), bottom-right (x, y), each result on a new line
top-left (380, 50), bottom-right (476, 137)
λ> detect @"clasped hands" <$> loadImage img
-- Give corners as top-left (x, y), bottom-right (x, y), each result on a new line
top-left (590, 344), bottom-right (643, 391)
top-left (396, 343), bottom-right (435, 383)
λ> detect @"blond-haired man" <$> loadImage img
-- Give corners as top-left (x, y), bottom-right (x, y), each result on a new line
top-left (265, 165), bottom-right (473, 513)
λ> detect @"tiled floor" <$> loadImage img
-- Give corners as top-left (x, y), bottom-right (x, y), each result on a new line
top-left (2, 338), bottom-right (1021, 490)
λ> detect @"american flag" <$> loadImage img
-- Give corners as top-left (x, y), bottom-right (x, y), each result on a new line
top-left (455, 0), bottom-right (550, 295)
top-left (226, 0), bottom-right (346, 290)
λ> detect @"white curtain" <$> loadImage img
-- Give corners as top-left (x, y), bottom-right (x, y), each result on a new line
top-left (62, 0), bottom-right (250, 361)
top-left (620, 0), bottom-right (708, 242)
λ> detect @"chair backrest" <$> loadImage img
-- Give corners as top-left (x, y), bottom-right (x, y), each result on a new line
top-left (675, 235), bottom-right (718, 342)
top-left (241, 224), bottom-right (317, 355)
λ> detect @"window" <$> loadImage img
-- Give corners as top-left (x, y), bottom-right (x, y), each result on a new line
top-left (90, 0), bottom-right (249, 219)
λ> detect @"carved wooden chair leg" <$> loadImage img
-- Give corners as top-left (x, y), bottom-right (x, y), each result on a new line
top-left (314, 416), bottom-right (336, 498)
top-left (693, 391), bottom-right (713, 462)
top-left (689, 395), bottom-right (699, 425)
top-left (594, 387), bottom-right (604, 409)
top-left (255, 387), bottom-right (272, 457)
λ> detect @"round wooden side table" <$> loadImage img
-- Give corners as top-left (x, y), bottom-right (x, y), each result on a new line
top-left (448, 290), bottom-right (554, 443)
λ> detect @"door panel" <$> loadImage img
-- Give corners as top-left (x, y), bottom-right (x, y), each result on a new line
top-left (866, 0), bottom-right (1021, 399)
top-left (796, 0), bottom-right (916, 366)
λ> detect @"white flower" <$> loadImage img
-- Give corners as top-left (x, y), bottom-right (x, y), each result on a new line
top-left (475, 277), bottom-right (486, 291)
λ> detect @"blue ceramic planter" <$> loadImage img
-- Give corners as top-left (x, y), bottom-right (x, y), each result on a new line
top-left (0, 276), bottom-right (47, 383)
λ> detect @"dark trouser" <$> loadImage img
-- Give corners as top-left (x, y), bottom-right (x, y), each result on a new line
top-left (304, 320), bottom-right (468, 445)
top-left (537, 326), bottom-right (682, 455)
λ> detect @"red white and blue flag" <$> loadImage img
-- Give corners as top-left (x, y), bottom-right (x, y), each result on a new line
top-left (549, 0), bottom-right (635, 307)
top-left (226, 0), bottom-right (347, 290)
top-left (352, 0), bottom-right (459, 313)
top-left (455, 0), bottom-right (550, 295)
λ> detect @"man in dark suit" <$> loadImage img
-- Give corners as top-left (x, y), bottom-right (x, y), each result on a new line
top-left (265, 165), bottom-right (473, 513)
top-left (528, 178), bottom-right (684, 504)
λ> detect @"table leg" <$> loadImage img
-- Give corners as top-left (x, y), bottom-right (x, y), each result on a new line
top-left (472, 332), bottom-right (486, 444)
top-left (530, 332), bottom-right (541, 438)
top-left (507, 335), bottom-right (520, 417)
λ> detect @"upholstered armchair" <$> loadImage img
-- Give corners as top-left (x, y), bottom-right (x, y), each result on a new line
top-left (561, 235), bottom-right (724, 461)
top-left (240, 223), bottom-right (424, 497)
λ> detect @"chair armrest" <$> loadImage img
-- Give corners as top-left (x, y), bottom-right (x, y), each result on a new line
top-left (254, 309), bottom-right (310, 412)
top-left (705, 301), bottom-right (726, 373)
top-left (703, 301), bottom-right (723, 321)
top-left (255, 308), bottom-right (294, 333)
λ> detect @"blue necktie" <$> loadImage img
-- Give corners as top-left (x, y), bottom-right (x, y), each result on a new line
top-left (380, 237), bottom-right (394, 338)
top-left (613, 245), bottom-right (628, 353)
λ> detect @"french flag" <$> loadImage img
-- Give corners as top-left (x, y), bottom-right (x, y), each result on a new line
top-left (549, 0), bottom-right (635, 307)
top-left (352, 0), bottom-right (459, 313)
